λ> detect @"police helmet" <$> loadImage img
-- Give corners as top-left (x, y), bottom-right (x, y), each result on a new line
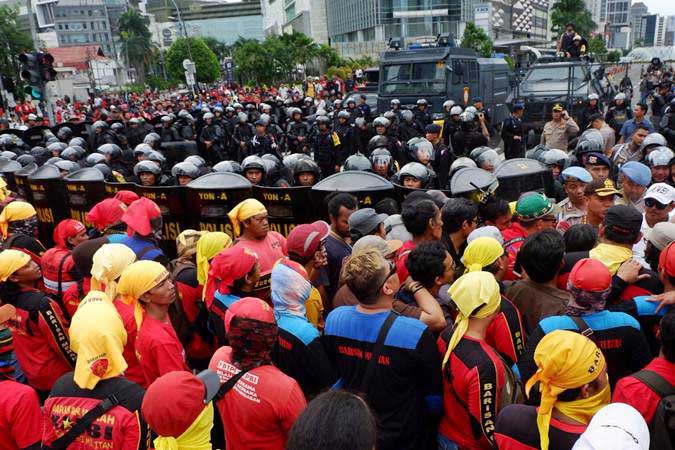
top-left (177, 109), bottom-right (191, 119)
top-left (54, 160), bottom-right (80, 174)
top-left (60, 147), bottom-right (82, 162)
top-left (16, 154), bottom-right (34, 167)
top-left (47, 142), bottom-right (68, 155)
top-left (304, 97), bottom-right (313, 104)
top-left (460, 111), bottom-right (475, 123)
top-left (214, 106), bottom-right (224, 114)
top-left (0, 151), bottom-right (16, 160)
top-left (237, 112), bottom-right (248, 123)
top-left (370, 148), bottom-right (393, 169)
top-left (383, 111), bottom-right (397, 122)
top-left (399, 162), bottom-right (430, 184)
top-left (575, 139), bottom-right (602, 156)
top-left (245, 103), bottom-right (255, 110)
top-left (540, 149), bottom-right (570, 169)
top-left (93, 163), bottom-right (112, 179)
top-left (171, 161), bottom-right (200, 179)
top-left (241, 155), bottom-right (266, 173)
top-left (525, 144), bottom-right (549, 160)
top-left (373, 117), bottom-right (390, 128)
top-left (355, 117), bottom-right (366, 128)
top-left (86, 153), bottom-right (106, 167)
top-left (588, 93), bottom-right (600, 101)
top-left (342, 153), bottom-right (373, 172)
top-left (57, 127), bottom-right (73, 141)
top-left (614, 93), bottom-right (626, 101)
top-left (316, 115), bottom-right (331, 126)
top-left (203, 112), bottom-right (215, 121)
top-left (407, 137), bottom-right (435, 163)
top-left (646, 147), bottom-right (675, 167)
top-left (97, 143), bottom-right (122, 159)
top-left (337, 111), bottom-right (351, 120)
top-left (473, 148), bottom-right (500, 170)
top-left (45, 156), bottom-right (63, 166)
top-left (642, 133), bottom-right (667, 150)
top-left (147, 151), bottom-right (166, 166)
top-left (213, 160), bottom-right (242, 174)
top-left (161, 115), bottom-right (173, 123)
top-left (283, 153), bottom-right (312, 170)
top-left (134, 160), bottom-right (161, 176)
top-left (93, 120), bottom-right (108, 130)
top-left (143, 133), bottom-right (161, 147)
top-left (110, 122), bottom-right (125, 132)
top-left (290, 107), bottom-right (302, 117)
top-left (368, 135), bottom-right (389, 153)
top-left (401, 110), bottom-right (414, 122)
top-left (259, 114), bottom-right (271, 126)
top-left (30, 146), bottom-right (50, 164)
top-left (293, 158), bottom-right (320, 178)
top-left (450, 106), bottom-right (463, 116)
top-left (416, 99), bottom-right (428, 106)
top-left (315, 109), bottom-right (327, 117)
top-left (391, 99), bottom-right (401, 107)
top-left (233, 103), bottom-right (244, 110)
top-left (333, 99), bottom-right (342, 108)
top-left (465, 106), bottom-right (478, 114)
top-left (69, 137), bottom-right (87, 149)
top-left (129, 118), bottom-right (141, 125)
top-left (346, 98), bottom-right (356, 105)
top-left (0, 135), bottom-right (15, 147)
top-left (443, 100), bottom-right (455, 110)
top-left (260, 103), bottom-right (272, 113)
top-left (225, 106), bottom-right (235, 114)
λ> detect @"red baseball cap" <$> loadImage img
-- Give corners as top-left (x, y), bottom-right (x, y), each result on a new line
top-left (286, 221), bottom-right (329, 260)
top-left (224, 297), bottom-right (275, 334)
top-left (569, 258), bottom-right (611, 291)
top-left (659, 242), bottom-right (675, 277)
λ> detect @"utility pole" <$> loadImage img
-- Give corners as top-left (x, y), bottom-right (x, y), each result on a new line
top-left (25, 0), bottom-right (55, 125)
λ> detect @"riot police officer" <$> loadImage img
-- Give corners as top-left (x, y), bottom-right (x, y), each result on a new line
top-left (413, 99), bottom-right (433, 129)
top-left (132, 160), bottom-right (172, 186)
top-left (652, 82), bottom-right (673, 129)
top-left (175, 110), bottom-right (196, 140)
top-left (159, 116), bottom-right (181, 143)
top-left (241, 155), bottom-right (266, 186)
top-left (453, 111), bottom-right (488, 157)
top-left (232, 112), bottom-right (255, 161)
top-left (660, 98), bottom-right (675, 148)
top-left (605, 93), bottom-right (633, 141)
top-left (357, 94), bottom-right (372, 122)
top-left (312, 115), bottom-right (340, 177)
top-left (443, 105), bottom-right (463, 148)
top-left (334, 111), bottom-right (355, 168)
top-left (369, 147), bottom-right (397, 179)
top-left (389, 99), bottom-right (403, 120)
top-left (251, 119), bottom-right (281, 159)
top-left (501, 103), bottom-right (525, 159)
top-left (98, 143), bottom-right (129, 178)
top-left (396, 162), bottom-right (434, 189)
top-left (293, 158), bottom-right (321, 187)
top-left (398, 110), bottom-right (423, 143)
top-left (260, 113), bottom-right (285, 151)
top-left (199, 112), bottom-right (226, 163)
top-left (92, 121), bottom-right (115, 149)
top-left (127, 118), bottom-right (146, 148)
top-left (110, 122), bottom-right (129, 149)
top-left (171, 161), bottom-right (200, 186)
top-left (344, 98), bottom-right (360, 124)
top-left (286, 108), bottom-right (310, 154)
top-left (354, 117), bottom-right (373, 155)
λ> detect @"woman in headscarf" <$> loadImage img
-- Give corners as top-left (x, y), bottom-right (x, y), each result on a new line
top-left (437, 271), bottom-right (506, 450)
top-left (86, 197), bottom-right (128, 241)
top-left (90, 243), bottom-right (145, 386)
top-left (40, 219), bottom-right (88, 304)
top-left (119, 197), bottom-right (168, 266)
top-left (42, 290), bottom-right (150, 450)
top-left (118, 260), bottom-right (189, 387)
top-left (206, 245), bottom-right (260, 347)
top-left (142, 371), bottom-right (218, 450)
top-left (0, 201), bottom-right (46, 264)
top-left (462, 236), bottom-right (527, 366)
top-left (0, 249), bottom-right (75, 396)
top-left (62, 237), bottom-right (108, 317)
top-left (208, 297), bottom-right (306, 450)
top-left (495, 330), bottom-right (610, 450)
top-left (270, 259), bottom-right (336, 398)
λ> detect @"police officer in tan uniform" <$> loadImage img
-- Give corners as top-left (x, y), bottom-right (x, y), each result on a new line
top-left (541, 103), bottom-right (580, 151)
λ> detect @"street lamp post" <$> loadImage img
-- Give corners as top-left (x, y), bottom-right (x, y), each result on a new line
top-left (168, 0), bottom-right (192, 61)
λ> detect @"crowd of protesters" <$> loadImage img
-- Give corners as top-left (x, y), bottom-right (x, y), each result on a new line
top-left (0, 63), bottom-right (674, 450)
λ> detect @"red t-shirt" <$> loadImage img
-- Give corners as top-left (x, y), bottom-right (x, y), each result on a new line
top-left (612, 357), bottom-right (675, 424)
top-left (0, 380), bottom-right (41, 450)
top-left (395, 240), bottom-right (417, 282)
top-left (113, 299), bottom-right (145, 387)
top-left (135, 314), bottom-right (189, 387)
top-left (63, 278), bottom-right (91, 318)
top-left (208, 347), bottom-right (306, 450)
top-left (233, 232), bottom-right (287, 301)
top-left (502, 223), bottom-right (527, 281)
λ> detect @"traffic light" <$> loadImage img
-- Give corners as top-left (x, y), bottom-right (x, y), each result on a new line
top-left (19, 52), bottom-right (43, 100)
top-left (39, 52), bottom-right (57, 82)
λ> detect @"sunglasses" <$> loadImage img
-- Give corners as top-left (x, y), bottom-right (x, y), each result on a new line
top-left (375, 260), bottom-right (397, 294)
top-left (645, 198), bottom-right (669, 210)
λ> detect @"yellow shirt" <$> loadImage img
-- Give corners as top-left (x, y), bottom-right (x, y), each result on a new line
top-left (305, 287), bottom-right (324, 332)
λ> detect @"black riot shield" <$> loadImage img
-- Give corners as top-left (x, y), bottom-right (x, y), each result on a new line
top-left (311, 171), bottom-right (396, 215)
top-left (0, 129), bottom-right (24, 139)
top-left (160, 141), bottom-right (199, 168)
top-left (392, 184), bottom-right (452, 203)
top-left (135, 184), bottom-right (188, 258)
top-left (63, 168), bottom-right (106, 226)
top-left (104, 181), bottom-right (138, 197)
top-left (253, 185), bottom-right (313, 237)
top-left (23, 125), bottom-right (51, 148)
top-left (0, 159), bottom-right (23, 193)
top-left (27, 165), bottom-right (68, 247)
top-left (494, 158), bottom-right (554, 201)
top-left (450, 167), bottom-right (499, 200)
top-left (186, 172), bottom-right (252, 238)
top-left (13, 163), bottom-right (37, 201)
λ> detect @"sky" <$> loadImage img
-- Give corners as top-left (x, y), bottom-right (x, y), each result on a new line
top-left (641, 0), bottom-right (675, 16)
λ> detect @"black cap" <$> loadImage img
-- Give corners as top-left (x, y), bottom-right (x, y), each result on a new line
top-left (425, 124), bottom-right (441, 134)
top-left (603, 205), bottom-right (642, 237)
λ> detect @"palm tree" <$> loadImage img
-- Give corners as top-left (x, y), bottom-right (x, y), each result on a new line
top-left (118, 9), bottom-right (156, 84)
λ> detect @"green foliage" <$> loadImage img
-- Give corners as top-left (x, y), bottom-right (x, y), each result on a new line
top-left (119, 8), bottom-right (155, 84)
top-left (316, 44), bottom-right (343, 67)
top-left (460, 23), bottom-right (493, 58)
top-left (0, 5), bottom-right (33, 83)
top-left (146, 74), bottom-right (175, 91)
top-left (607, 50), bottom-right (621, 62)
top-left (166, 37), bottom-right (220, 83)
top-left (202, 37), bottom-right (231, 60)
top-left (587, 35), bottom-right (607, 55)
top-left (550, 0), bottom-right (596, 37)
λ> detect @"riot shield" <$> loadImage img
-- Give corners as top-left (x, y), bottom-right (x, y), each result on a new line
top-left (0, 129), bottom-right (24, 139)
top-left (69, 121), bottom-right (90, 139)
top-left (135, 184), bottom-right (188, 258)
top-left (23, 125), bottom-right (51, 148)
top-left (27, 165), bottom-right (68, 247)
top-left (63, 168), bottom-right (106, 226)
top-left (253, 185), bottom-right (313, 237)
top-left (312, 171), bottom-right (396, 215)
top-left (494, 158), bottom-right (554, 201)
top-left (104, 181), bottom-right (138, 197)
top-left (0, 159), bottom-right (23, 193)
top-left (13, 163), bottom-right (37, 201)
top-left (160, 141), bottom-right (199, 168)
top-left (186, 172), bottom-right (252, 237)
top-left (450, 167), bottom-right (499, 200)
top-left (392, 184), bottom-right (452, 203)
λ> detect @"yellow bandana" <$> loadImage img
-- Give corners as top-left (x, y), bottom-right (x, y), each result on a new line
top-left (227, 199), bottom-right (267, 237)
top-left (196, 232), bottom-right (232, 291)
top-left (0, 249), bottom-right (30, 282)
top-left (153, 402), bottom-right (213, 450)
top-left (0, 201), bottom-right (36, 238)
top-left (589, 243), bottom-right (633, 275)
top-left (117, 260), bottom-right (169, 329)
top-left (463, 237), bottom-right (504, 273)
top-left (91, 244), bottom-right (137, 302)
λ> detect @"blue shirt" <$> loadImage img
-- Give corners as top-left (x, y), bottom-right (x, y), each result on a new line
top-left (619, 118), bottom-right (654, 141)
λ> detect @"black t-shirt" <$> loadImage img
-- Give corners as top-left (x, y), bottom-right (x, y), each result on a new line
top-left (324, 233), bottom-right (351, 307)
top-left (322, 307), bottom-right (442, 450)
top-left (495, 404), bottom-right (586, 450)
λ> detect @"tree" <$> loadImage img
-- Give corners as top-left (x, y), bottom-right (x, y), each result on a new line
top-left (607, 50), bottom-right (621, 63)
top-left (166, 37), bottom-right (220, 83)
top-left (119, 8), bottom-right (155, 84)
top-left (202, 37), bottom-right (231, 60)
top-left (316, 44), bottom-right (343, 67)
top-left (0, 5), bottom-right (33, 82)
top-left (460, 23), bottom-right (493, 58)
top-left (550, 0), bottom-right (596, 38)
top-left (587, 35), bottom-right (607, 55)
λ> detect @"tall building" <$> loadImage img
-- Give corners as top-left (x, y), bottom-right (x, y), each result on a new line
top-left (605, 0), bottom-right (631, 48)
top-left (665, 15), bottom-right (675, 45)
top-left (53, 0), bottom-right (115, 56)
top-left (261, 0), bottom-right (329, 44)
top-left (629, 1), bottom-right (648, 45)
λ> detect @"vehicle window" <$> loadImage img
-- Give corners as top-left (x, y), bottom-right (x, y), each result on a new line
top-left (381, 81), bottom-right (445, 95)
top-left (451, 60), bottom-right (464, 84)
top-left (524, 66), bottom-right (584, 83)
top-left (383, 64), bottom-right (412, 82)
top-left (412, 62), bottom-right (444, 80)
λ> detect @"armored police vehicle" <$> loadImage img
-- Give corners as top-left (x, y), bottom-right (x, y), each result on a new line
top-left (506, 58), bottom-right (616, 140)
top-left (377, 39), bottom-right (511, 123)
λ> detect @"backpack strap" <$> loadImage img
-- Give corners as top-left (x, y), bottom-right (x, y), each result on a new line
top-left (359, 311), bottom-right (397, 394)
top-left (570, 315), bottom-right (596, 343)
top-left (213, 367), bottom-right (253, 401)
top-left (55, 253), bottom-right (71, 321)
top-left (136, 244), bottom-right (157, 260)
top-left (48, 395), bottom-right (120, 450)
top-left (632, 370), bottom-right (675, 399)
